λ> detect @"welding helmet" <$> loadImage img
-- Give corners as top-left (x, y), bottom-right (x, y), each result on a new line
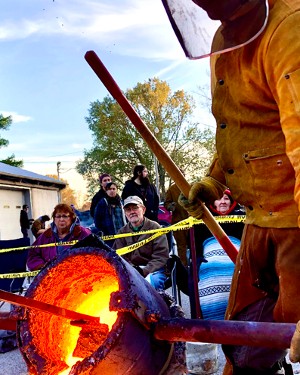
top-left (161, 0), bottom-right (269, 59)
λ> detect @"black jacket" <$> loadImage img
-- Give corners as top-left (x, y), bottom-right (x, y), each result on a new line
top-left (90, 188), bottom-right (106, 218)
top-left (122, 180), bottom-right (159, 222)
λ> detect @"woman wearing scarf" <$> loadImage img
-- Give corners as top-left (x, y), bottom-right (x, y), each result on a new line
top-left (94, 182), bottom-right (126, 247)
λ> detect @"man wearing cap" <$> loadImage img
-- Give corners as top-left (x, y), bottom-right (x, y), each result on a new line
top-left (90, 173), bottom-right (111, 218)
top-left (113, 195), bottom-right (169, 290)
top-left (161, 0), bottom-right (300, 373)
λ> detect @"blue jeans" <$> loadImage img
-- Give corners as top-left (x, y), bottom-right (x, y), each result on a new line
top-left (145, 267), bottom-right (167, 290)
top-left (223, 296), bottom-right (287, 371)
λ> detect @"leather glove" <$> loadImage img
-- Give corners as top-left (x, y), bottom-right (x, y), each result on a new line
top-left (178, 193), bottom-right (205, 219)
top-left (290, 321), bottom-right (300, 362)
top-left (178, 177), bottom-right (226, 219)
top-left (189, 177), bottom-right (226, 204)
top-left (134, 265), bottom-right (145, 277)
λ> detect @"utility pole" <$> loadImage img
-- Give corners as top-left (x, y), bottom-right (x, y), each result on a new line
top-left (154, 127), bottom-right (160, 201)
top-left (57, 161), bottom-right (61, 180)
top-left (57, 161), bottom-right (62, 203)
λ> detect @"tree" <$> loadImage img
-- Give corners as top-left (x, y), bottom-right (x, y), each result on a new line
top-left (47, 174), bottom-right (78, 207)
top-left (77, 78), bottom-right (215, 198)
top-left (0, 114), bottom-right (23, 167)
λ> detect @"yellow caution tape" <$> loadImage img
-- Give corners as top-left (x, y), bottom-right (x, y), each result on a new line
top-left (0, 240), bottom-right (78, 254)
top-left (0, 215), bottom-right (246, 278)
top-left (0, 271), bottom-right (39, 279)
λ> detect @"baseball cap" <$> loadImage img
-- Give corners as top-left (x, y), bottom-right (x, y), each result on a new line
top-left (123, 196), bottom-right (144, 207)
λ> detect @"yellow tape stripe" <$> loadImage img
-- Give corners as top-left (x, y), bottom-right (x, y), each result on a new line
top-left (116, 229), bottom-right (170, 256)
top-left (0, 215), bottom-right (246, 278)
top-left (0, 240), bottom-right (78, 254)
top-left (0, 216), bottom-right (245, 253)
top-left (0, 270), bottom-right (39, 279)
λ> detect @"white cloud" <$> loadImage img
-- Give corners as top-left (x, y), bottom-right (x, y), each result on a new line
top-left (1, 0), bottom-right (184, 60)
top-left (0, 111), bottom-right (32, 123)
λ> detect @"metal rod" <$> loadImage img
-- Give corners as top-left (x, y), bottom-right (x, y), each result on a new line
top-left (0, 289), bottom-right (99, 325)
top-left (84, 50), bottom-right (238, 264)
top-left (154, 318), bottom-right (295, 349)
top-left (189, 226), bottom-right (202, 319)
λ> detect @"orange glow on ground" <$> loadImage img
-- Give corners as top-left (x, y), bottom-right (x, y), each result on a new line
top-left (27, 253), bottom-right (120, 375)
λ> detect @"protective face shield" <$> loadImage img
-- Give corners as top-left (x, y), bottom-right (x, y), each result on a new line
top-left (161, 0), bottom-right (269, 59)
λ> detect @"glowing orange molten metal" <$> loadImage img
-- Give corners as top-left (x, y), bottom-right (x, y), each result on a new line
top-left (26, 253), bottom-right (119, 375)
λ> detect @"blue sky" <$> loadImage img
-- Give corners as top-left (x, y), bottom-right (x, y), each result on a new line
top-left (0, 0), bottom-right (214, 201)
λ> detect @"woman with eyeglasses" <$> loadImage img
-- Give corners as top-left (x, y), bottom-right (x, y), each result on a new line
top-left (27, 203), bottom-right (91, 271)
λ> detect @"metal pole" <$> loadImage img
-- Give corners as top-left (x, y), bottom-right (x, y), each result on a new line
top-left (57, 161), bottom-right (61, 203)
top-left (84, 51), bottom-right (238, 264)
top-left (189, 226), bottom-right (202, 319)
top-left (154, 156), bottom-right (160, 201)
top-left (154, 318), bottom-right (295, 349)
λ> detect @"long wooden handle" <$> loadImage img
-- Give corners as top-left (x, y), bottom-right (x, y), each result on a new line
top-left (84, 50), bottom-right (238, 264)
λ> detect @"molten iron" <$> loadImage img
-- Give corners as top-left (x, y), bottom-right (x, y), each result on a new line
top-left (17, 243), bottom-right (172, 375)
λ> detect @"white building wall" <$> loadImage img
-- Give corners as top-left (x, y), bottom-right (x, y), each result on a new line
top-left (0, 185), bottom-right (60, 241)
top-left (31, 188), bottom-right (59, 222)
top-left (0, 188), bottom-right (24, 240)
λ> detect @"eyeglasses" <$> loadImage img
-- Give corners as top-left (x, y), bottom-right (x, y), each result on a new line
top-left (55, 214), bottom-right (70, 219)
top-left (124, 206), bottom-right (140, 213)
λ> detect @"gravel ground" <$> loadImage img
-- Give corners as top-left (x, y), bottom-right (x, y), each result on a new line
top-left (1, 292), bottom-right (300, 375)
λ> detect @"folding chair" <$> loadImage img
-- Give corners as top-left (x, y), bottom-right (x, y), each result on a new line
top-left (0, 237), bottom-right (30, 353)
top-left (161, 224), bottom-right (189, 305)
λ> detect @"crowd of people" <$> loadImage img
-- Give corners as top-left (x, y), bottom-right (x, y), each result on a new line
top-left (23, 162), bottom-right (243, 306)
top-left (12, 0), bottom-right (300, 371)
top-left (24, 165), bottom-right (175, 294)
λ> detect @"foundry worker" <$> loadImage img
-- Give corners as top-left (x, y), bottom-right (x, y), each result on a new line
top-left (27, 204), bottom-right (91, 271)
top-left (113, 196), bottom-right (169, 290)
top-left (161, 0), bottom-right (300, 373)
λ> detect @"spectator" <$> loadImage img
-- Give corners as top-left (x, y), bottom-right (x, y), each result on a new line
top-left (31, 215), bottom-right (51, 239)
top-left (113, 195), bottom-right (169, 290)
top-left (196, 190), bottom-right (245, 320)
top-left (167, 0), bottom-right (300, 372)
top-left (122, 165), bottom-right (159, 222)
top-left (164, 182), bottom-right (189, 266)
top-left (94, 182), bottom-right (126, 247)
top-left (90, 173), bottom-right (111, 218)
top-left (20, 205), bottom-right (33, 238)
top-left (27, 203), bottom-right (91, 271)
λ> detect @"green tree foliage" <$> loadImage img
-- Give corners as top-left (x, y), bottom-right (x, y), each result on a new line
top-left (77, 78), bottom-right (215, 198)
top-left (0, 114), bottom-right (23, 167)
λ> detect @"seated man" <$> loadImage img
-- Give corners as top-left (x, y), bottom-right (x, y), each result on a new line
top-left (113, 195), bottom-right (169, 290)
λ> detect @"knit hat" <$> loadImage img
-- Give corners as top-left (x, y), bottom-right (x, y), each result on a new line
top-left (99, 173), bottom-right (111, 183)
top-left (224, 189), bottom-right (234, 203)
